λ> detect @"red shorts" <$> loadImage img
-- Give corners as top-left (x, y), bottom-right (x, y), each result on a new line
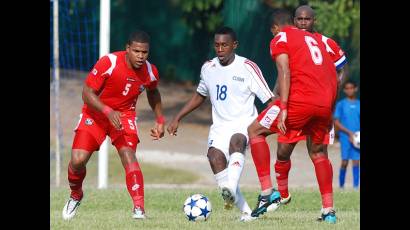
top-left (257, 99), bottom-right (332, 144)
top-left (72, 111), bottom-right (140, 153)
top-left (277, 124), bottom-right (335, 144)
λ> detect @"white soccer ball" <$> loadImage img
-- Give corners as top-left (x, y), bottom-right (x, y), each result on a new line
top-left (183, 194), bottom-right (212, 221)
top-left (353, 131), bottom-right (360, 149)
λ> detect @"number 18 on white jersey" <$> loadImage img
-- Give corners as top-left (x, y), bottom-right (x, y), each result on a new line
top-left (196, 54), bottom-right (274, 127)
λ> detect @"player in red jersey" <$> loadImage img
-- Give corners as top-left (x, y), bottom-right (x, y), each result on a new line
top-left (248, 9), bottom-right (338, 223)
top-left (62, 30), bottom-right (165, 220)
top-left (271, 5), bottom-right (347, 222)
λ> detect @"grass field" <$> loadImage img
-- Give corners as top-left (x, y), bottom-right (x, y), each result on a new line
top-left (51, 187), bottom-right (359, 229)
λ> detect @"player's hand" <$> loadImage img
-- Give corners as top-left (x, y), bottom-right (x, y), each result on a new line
top-left (151, 122), bottom-right (165, 140)
top-left (277, 109), bottom-right (287, 134)
top-left (107, 110), bottom-right (123, 130)
top-left (167, 119), bottom-right (179, 136)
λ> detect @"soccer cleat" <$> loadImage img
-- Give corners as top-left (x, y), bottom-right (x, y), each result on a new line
top-left (280, 193), bottom-right (292, 205)
top-left (317, 208), bottom-right (337, 224)
top-left (266, 193), bottom-right (291, 212)
top-left (250, 189), bottom-right (281, 217)
top-left (240, 212), bottom-right (257, 222)
top-left (221, 187), bottom-right (236, 210)
top-left (132, 206), bottom-right (146, 219)
top-left (62, 197), bottom-right (81, 220)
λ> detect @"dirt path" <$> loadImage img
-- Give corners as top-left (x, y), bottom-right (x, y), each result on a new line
top-left (51, 78), bottom-right (355, 189)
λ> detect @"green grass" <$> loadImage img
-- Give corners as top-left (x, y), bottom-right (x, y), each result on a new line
top-left (51, 188), bottom-right (359, 230)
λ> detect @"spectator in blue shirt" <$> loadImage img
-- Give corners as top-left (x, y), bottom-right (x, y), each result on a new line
top-left (334, 79), bottom-right (360, 189)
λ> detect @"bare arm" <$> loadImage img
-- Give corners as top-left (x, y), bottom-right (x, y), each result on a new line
top-left (272, 77), bottom-right (279, 97)
top-left (146, 88), bottom-right (165, 140)
top-left (167, 92), bottom-right (206, 136)
top-left (146, 88), bottom-right (163, 119)
top-left (337, 67), bottom-right (345, 87)
top-left (82, 84), bottom-right (122, 129)
top-left (276, 54), bottom-right (290, 104)
top-left (275, 53), bottom-right (290, 134)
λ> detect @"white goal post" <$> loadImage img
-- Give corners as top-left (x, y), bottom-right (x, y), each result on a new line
top-left (98, 0), bottom-right (110, 189)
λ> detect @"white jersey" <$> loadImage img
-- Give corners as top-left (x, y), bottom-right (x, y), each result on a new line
top-left (197, 54), bottom-right (274, 128)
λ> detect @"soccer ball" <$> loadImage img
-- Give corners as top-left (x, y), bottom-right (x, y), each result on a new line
top-left (183, 194), bottom-right (212, 221)
top-left (352, 131), bottom-right (360, 149)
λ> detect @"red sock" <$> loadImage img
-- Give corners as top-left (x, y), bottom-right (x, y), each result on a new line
top-left (125, 161), bottom-right (144, 210)
top-left (68, 162), bottom-right (86, 200)
top-left (312, 155), bottom-right (333, 208)
top-left (275, 160), bottom-right (291, 198)
top-left (250, 136), bottom-right (272, 191)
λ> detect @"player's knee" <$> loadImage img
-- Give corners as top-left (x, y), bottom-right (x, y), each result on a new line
top-left (119, 148), bottom-right (137, 165)
top-left (310, 143), bottom-right (324, 153)
top-left (277, 145), bottom-right (291, 161)
top-left (229, 133), bottom-right (246, 154)
top-left (341, 160), bottom-right (349, 168)
top-left (247, 124), bottom-right (258, 138)
top-left (70, 150), bottom-right (89, 169)
top-left (207, 149), bottom-right (226, 165)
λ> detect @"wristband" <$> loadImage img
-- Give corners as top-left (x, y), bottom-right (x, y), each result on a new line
top-left (279, 101), bottom-right (287, 110)
top-left (156, 115), bottom-right (165, 124)
top-left (102, 105), bottom-right (113, 116)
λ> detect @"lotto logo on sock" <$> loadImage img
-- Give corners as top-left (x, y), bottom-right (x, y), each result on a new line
top-left (132, 184), bottom-right (140, 191)
top-left (231, 161), bottom-right (241, 167)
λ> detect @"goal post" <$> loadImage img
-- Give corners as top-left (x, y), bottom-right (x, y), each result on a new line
top-left (98, 0), bottom-right (110, 189)
top-left (53, 0), bottom-right (61, 187)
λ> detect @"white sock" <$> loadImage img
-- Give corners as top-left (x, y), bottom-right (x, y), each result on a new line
top-left (235, 187), bottom-right (252, 214)
top-left (227, 152), bottom-right (245, 193)
top-left (214, 168), bottom-right (229, 189)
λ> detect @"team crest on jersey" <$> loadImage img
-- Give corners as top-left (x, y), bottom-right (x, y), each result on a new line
top-left (85, 118), bottom-right (93, 125)
top-left (139, 85), bottom-right (145, 92)
top-left (92, 68), bottom-right (98, 75)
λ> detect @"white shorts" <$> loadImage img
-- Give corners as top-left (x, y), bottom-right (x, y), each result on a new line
top-left (207, 123), bottom-right (250, 161)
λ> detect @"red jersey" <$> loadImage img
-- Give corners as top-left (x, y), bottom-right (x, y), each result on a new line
top-left (313, 33), bottom-right (347, 71)
top-left (83, 51), bottom-right (159, 116)
top-left (270, 26), bottom-right (337, 108)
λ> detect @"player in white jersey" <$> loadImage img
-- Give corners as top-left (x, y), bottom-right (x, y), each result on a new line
top-left (167, 27), bottom-right (274, 222)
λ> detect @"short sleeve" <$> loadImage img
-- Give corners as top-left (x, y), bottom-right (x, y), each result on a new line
top-left (146, 64), bottom-right (159, 90)
top-left (196, 63), bottom-right (209, 97)
top-left (85, 55), bottom-right (112, 92)
top-left (244, 60), bottom-right (273, 103)
top-left (270, 32), bottom-right (289, 61)
top-left (326, 37), bottom-right (347, 70)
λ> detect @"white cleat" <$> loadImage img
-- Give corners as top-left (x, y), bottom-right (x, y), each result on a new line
top-left (62, 198), bottom-right (81, 220)
top-left (132, 207), bottom-right (146, 219)
top-left (266, 193), bottom-right (291, 212)
top-left (280, 193), bottom-right (292, 205)
top-left (240, 212), bottom-right (257, 222)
